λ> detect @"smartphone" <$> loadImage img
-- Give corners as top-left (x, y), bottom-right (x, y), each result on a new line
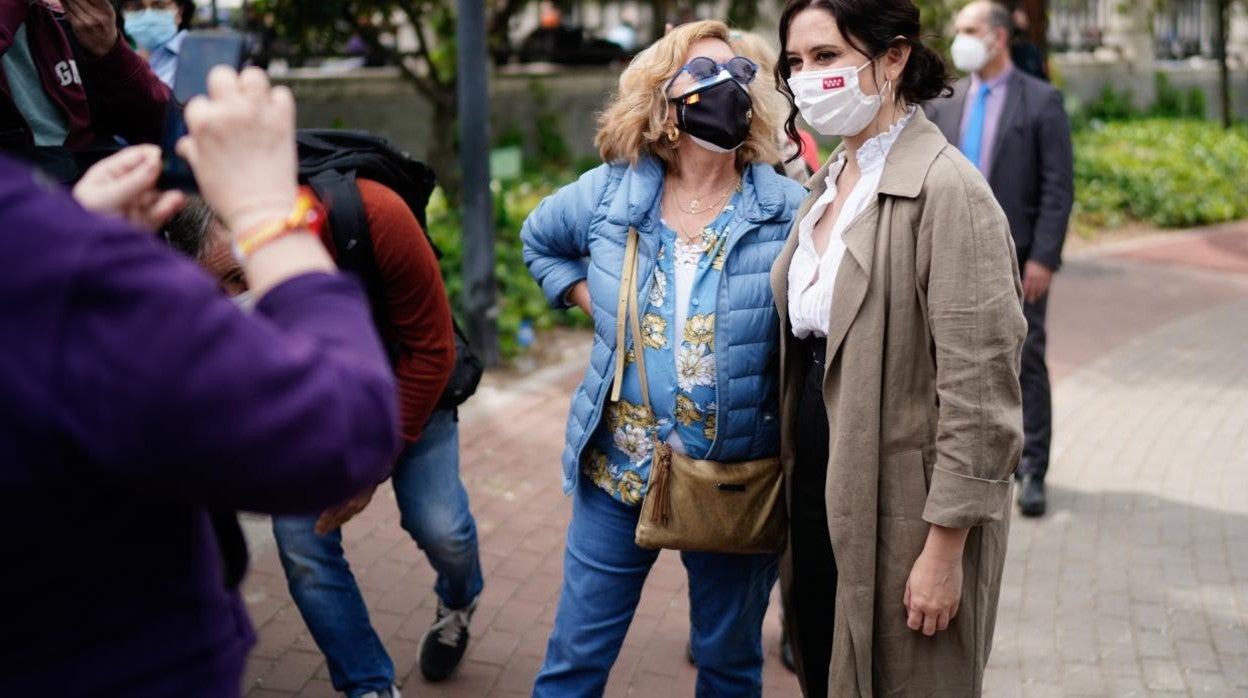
top-left (159, 32), bottom-right (248, 191)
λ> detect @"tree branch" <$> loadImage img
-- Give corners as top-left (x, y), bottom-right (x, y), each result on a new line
top-left (395, 0), bottom-right (447, 90)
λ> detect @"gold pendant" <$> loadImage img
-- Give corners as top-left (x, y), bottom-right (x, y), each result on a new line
top-left (689, 198), bottom-right (701, 213)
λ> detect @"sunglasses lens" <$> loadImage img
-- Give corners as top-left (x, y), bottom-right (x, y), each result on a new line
top-left (727, 57), bottom-right (757, 83)
top-left (687, 57), bottom-right (719, 82)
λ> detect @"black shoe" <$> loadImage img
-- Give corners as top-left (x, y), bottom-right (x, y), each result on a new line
top-left (419, 599), bottom-right (476, 682)
top-left (1018, 475), bottom-right (1046, 517)
top-left (686, 639), bottom-right (696, 667)
top-left (780, 625), bottom-right (796, 673)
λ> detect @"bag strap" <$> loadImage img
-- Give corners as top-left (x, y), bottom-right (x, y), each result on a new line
top-left (611, 228), bottom-right (672, 525)
top-left (307, 169), bottom-right (398, 365)
top-left (610, 228), bottom-right (651, 413)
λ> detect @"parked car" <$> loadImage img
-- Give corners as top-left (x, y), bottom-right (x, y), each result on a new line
top-left (515, 25), bottom-right (629, 65)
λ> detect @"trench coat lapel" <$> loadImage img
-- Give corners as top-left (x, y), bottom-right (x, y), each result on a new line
top-left (819, 109), bottom-right (943, 367)
top-left (821, 204), bottom-right (878, 368)
top-left (987, 70), bottom-right (1025, 182)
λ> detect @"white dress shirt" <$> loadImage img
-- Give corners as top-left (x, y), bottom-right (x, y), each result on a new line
top-left (788, 107), bottom-right (915, 338)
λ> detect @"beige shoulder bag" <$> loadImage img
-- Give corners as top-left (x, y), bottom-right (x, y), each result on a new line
top-left (611, 227), bottom-right (786, 554)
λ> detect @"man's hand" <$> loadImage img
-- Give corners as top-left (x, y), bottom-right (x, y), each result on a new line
top-left (1022, 260), bottom-right (1054, 304)
top-left (60, 0), bottom-right (120, 57)
top-left (73, 145), bottom-right (186, 231)
top-left (314, 485), bottom-right (378, 536)
top-left (177, 67), bottom-right (300, 236)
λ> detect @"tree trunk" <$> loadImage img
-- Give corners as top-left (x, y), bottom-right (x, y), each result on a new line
top-left (1215, 0), bottom-right (1233, 128)
top-left (1022, 0), bottom-right (1048, 55)
top-left (427, 95), bottom-right (463, 206)
top-left (650, 0), bottom-right (675, 40)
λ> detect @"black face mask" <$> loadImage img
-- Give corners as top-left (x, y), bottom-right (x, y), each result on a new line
top-left (669, 78), bottom-right (754, 152)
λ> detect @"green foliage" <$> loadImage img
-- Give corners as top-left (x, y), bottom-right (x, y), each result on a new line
top-left (1085, 83), bottom-right (1140, 122)
top-left (1074, 119), bottom-right (1248, 229)
top-left (427, 175), bottom-right (590, 359)
top-left (528, 81), bottom-right (573, 174)
top-left (726, 0), bottom-right (760, 29)
top-left (1185, 87), bottom-right (1207, 120)
top-left (914, 0), bottom-right (958, 53)
top-left (1148, 73), bottom-right (1208, 119)
top-left (1069, 73), bottom-right (1209, 130)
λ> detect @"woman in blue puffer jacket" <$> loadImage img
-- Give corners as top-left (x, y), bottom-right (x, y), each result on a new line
top-left (521, 20), bottom-right (805, 697)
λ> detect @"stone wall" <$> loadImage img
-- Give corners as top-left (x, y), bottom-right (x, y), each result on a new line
top-left (277, 67), bottom-right (619, 165)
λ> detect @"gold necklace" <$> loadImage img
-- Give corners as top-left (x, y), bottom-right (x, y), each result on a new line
top-left (674, 179), bottom-right (738, 215)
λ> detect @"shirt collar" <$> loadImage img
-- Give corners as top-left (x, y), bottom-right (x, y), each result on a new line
top-left (828, 105), bottom-right (917, 175)
top-left (970, 64), bottom-right (1013, 94)
top-left (160, 29), bottom-right (188, 56)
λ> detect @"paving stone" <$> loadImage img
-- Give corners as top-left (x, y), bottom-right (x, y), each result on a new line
top-left (1142, 658), bottom-right (1187, 692)
top-left (259, 650), bottom-right (324, 693)
top-left (241, 235), bottom-right (1248, 696)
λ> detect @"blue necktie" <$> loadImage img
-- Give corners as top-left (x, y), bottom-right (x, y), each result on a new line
top-left (961, 84), bottom-right (991, 171)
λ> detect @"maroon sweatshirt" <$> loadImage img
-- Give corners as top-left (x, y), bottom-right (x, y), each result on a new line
top-left (0, 1), bottom-right (171, 152)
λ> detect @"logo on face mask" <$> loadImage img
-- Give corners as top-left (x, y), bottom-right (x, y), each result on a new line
top-left (787, 59), bottom-right (885, 137)
top-left (670, 76), bottom-right (755, 153)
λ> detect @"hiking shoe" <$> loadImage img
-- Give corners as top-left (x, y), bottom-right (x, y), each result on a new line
top-left (419, 599), bottom-right (476, 682)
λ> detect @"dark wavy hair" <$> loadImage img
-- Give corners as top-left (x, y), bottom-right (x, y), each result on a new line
top-left (775, 0), bottom-right (954, 155)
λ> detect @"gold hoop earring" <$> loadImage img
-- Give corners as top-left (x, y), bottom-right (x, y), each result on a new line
top-left (666, 126), bottom-right (680, 142)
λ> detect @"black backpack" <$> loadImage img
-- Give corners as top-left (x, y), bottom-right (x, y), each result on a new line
top-left (296, 129), bottom-right (483, 410)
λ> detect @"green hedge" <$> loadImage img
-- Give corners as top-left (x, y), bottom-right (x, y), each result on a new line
top-left (427, 175), bottom-right (591, 359)
top-left (1074, 119), bottom-right (1248, 229)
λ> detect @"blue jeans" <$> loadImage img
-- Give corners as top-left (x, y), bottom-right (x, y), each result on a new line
top-left (532, 476), bottom-right (778, 698)
top-left (273, 408), bottom-right (483, 697)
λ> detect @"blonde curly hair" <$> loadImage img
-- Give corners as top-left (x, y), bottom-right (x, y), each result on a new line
top-left (594, 20), bottom-right (780, 172)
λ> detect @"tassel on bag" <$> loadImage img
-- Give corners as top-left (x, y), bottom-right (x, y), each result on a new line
top-left (647, 438), bottom-right (673, 525)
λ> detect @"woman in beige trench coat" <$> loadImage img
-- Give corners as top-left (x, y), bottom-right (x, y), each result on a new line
top-left (770, 1), bottom-right (1027, 696)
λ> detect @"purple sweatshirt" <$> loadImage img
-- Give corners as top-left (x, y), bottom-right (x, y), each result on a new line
top-left (0, 156), bottom-right (399, 695)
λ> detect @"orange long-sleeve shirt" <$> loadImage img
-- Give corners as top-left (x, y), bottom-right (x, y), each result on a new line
top-left (313, 178), bottom-right (455, 443)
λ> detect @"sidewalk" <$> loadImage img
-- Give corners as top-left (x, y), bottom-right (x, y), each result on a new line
top-left (241, 224), bottom-right (1248, 697)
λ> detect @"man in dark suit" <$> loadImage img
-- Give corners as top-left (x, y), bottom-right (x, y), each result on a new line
top-left (926, 0), bottom-right (1073, 517)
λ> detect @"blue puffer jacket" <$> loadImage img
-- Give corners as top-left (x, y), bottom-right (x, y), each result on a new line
top-left (522, 156), bottom-right (807, 494)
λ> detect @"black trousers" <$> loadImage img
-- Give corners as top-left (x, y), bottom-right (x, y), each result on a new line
top-left (790, 334), bottom-right (837, 698)
top-left (1018, 291), bottom-right (1052, 480)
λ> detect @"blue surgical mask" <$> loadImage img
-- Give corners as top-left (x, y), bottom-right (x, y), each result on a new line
top-left (125, 9), bottom-right (178, 53)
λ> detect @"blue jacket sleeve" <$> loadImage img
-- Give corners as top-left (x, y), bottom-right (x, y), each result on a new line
top-left (521, 164), bottom-right (611, 309)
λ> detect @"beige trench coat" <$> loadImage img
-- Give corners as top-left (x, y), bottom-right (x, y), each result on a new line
top-left (771, 111), bottom-right (1027, 697)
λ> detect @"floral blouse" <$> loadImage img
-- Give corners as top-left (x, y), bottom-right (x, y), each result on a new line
top-left (583, 192), bottom-right (742, 506)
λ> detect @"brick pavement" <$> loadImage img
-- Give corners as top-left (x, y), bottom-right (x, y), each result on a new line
top-left (242, 225), bottom-right (1248, 697)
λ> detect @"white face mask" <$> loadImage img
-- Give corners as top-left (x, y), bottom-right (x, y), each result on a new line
top-left (786, 60), bottom-right (886, 137)
top-left (688, 134), bottom-right (737, 153)
top-left (951, 32), bottom-right (995, 73)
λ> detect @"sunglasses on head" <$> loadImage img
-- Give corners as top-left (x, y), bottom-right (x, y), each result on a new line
top-left (667, 56), bottom-right (758, 92)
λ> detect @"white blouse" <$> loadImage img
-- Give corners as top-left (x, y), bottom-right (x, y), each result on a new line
top-left (788, 108), bottom-right (915, 339)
